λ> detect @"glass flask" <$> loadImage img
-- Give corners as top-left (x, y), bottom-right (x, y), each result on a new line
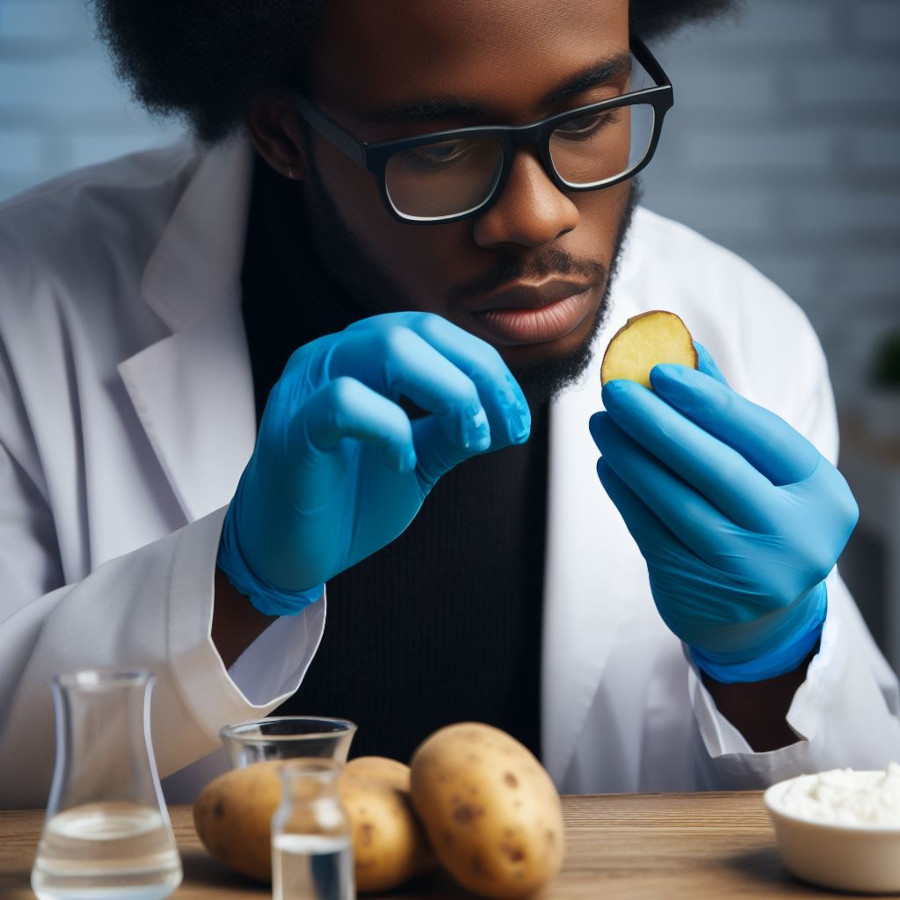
top-left (219, 716), bottom-right (356, 769)
top-left (31, 669), bottom-right (183, 900)
top-left (271, 759), bottom-right (354, 900)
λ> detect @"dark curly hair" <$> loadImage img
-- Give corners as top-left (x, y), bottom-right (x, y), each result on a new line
top-left (91, 0), bottom-right (738, 143)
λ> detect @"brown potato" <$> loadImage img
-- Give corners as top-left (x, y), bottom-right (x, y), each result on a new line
top-left (193, 759), bottom-right (284, 882)
top-left (600, 309), bottom-right (697, 388)
top-left (339, 770), bottom-right (436, 893)
top-left (193, 756), bottom-right (433, 892)
top-left (410, 723), bottom-right (564, 899)
top-left (345, 755), bottom-right (412, 791)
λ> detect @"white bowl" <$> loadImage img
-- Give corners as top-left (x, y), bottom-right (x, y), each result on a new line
top-left (764, 773), bottom-right (900, 894)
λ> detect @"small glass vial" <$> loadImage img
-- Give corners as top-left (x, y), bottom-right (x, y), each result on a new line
top-left (31, 669), bottom-right (182, 900)
top-left (271, 759), bottom-right (354, 900)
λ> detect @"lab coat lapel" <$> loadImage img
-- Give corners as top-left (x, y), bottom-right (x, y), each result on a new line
top-left (541, 281), bottom-right (647, 786)
top-left (118, 138), bottom-right (257, 523)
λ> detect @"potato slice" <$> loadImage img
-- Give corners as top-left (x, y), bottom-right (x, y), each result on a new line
top-left (600, 310), bottom-right (697, 388)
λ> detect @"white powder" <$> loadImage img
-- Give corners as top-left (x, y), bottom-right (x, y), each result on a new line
top-left (777, 763), bottom-right (900, 827)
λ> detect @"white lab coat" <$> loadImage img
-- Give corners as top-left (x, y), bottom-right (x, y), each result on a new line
top-left (0, 137), bottom-right (897, 809)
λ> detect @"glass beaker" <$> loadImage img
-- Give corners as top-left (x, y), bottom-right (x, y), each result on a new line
top-left (271, 759), bottom-right (354, 900)
top-left (31, 669), bottom-right (183, 900)
top-left (219, 717), bottom-right (356, 769)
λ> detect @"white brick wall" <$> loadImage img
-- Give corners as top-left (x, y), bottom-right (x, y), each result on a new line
top-left (0, 0), bottom-right (898, 405)
top-left (0, 0), bottom-right (181, 199)
top-left (641, 0), bottom-right (900, 407)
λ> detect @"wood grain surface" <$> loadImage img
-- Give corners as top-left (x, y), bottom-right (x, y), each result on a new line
top-left (2, 792), bottom-right (896, 899)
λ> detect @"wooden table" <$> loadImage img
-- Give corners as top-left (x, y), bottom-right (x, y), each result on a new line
top-left (2, 792), bottom-right (896, 899)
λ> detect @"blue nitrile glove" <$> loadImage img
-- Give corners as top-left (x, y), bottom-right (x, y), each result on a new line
top-left (588, 342), bottom-right (858, 684)
top-left (217, 311), bottom-right (531, 615)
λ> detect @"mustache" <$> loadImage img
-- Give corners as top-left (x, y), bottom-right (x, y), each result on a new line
top-left (447, 248), bottom-right (608, 305)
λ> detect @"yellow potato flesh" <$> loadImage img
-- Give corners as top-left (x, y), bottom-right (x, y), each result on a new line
top-left (600, 310), bottom-right (697, 388)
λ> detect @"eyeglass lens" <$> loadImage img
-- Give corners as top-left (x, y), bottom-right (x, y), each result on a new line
top-left (385, 137), bottom-right (505, 220)
top-left (549, 101), bottom-right (654, 188)
top-left (381, 52), bottom-right (659, 221)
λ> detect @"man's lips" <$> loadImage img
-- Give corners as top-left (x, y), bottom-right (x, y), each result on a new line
top-left (465, 279), bottom-right (599, 346)
top-left (466, 279), bottom-right (596, 313)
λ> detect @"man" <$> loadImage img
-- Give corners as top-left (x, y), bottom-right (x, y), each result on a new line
top-left (1, 0), bottom-right (898, 808)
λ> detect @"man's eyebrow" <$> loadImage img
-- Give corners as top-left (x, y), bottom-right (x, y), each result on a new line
top-left (544, 53), bottom-right (632, 104)
top-left (362, 53), bottom-right (633, 126)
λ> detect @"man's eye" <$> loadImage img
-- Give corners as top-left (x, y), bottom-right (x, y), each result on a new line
top-left (555, 110), bottom-right (620, 139)
top-left (399, 140), bottom-right (472, 171)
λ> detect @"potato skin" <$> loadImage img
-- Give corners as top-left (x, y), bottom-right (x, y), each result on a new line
top-left (193, 756), bottom-right (433, 892)
top-left (410, 723), bottom-right (564, 899)
top-left (339, 770), bottom-right (435, 893)
top-left (193, 759), bottom-right (284, 881)
top-left (345, 755), bottom-right (412, 791)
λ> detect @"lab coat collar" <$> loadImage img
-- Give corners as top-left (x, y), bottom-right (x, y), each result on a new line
top-left (140, 137), bottom-right (255, 332)
top-left (118, 137), bottom-right (257, 522)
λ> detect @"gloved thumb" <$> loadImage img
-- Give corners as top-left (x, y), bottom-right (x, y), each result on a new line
top-left (693, 341), bottom-right (729, 386)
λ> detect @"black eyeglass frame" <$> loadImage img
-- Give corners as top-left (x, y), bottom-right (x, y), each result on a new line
top-left (293, 36), bottom-right (673, 224)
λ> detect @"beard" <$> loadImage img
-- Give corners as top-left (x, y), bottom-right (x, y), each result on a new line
top-left (299, 161), bottom-right (641, 404)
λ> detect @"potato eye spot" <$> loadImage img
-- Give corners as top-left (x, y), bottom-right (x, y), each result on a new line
top-left (453, 804), bottom-right (484, 823)
top-left (500, 843), bottom-right (526, 863)
top-left (504, 772), bottom-right (519, 788)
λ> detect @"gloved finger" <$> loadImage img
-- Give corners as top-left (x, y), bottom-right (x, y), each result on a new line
top-left (301, 376), bottom-right (417, 472)
top-left (693, 341), bottom-right (729, 386)
top-left (590, 411), bottom-right (740, 563)
top-left (601, 378), bottom-right (776, 532)
top-left (327, 327), bottom-right (491, 452)
top-left (596, 456), bottom-right (689, 561)
top-left (411, 415), bottom-right (474, 492)
top-left (648, 363), bottom-right (820, 486)
top-left (411, 313), bottom-right (531, 446)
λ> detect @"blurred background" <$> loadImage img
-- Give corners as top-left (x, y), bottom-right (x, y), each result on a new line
top-left (0, 0), bottom-right (898, 670)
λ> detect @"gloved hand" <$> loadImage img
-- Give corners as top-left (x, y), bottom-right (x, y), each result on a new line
top-left (589, 342), bottom-right (858, 683)
top-left (218, 311), bottom-right (531, 615)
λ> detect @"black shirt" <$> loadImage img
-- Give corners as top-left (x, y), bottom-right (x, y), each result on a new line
top-left (239, 156), bottom-right (548, 762)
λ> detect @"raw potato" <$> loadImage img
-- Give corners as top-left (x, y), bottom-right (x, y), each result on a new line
top-left (338, 768), bottom-right (436, 893)
top-left (600, 310), bottom-right (697, 388)
top-left (345, 755), bottom-right (412, 791)
top-left (193, 756), bottom-right (433, 892)
top-left (193, 759), bottom-right (284, 882)
top-left (410, 723), bottom-right (564, 899)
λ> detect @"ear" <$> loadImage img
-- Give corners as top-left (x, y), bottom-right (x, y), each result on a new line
top-left (244, 93), bottom-right (309, 181)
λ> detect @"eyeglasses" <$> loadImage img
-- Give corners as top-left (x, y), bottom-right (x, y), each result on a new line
top-left (294, 37), bottom-right (673, 224)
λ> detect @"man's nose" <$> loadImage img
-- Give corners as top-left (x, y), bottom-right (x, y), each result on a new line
top-left (471, 150), bottom-right (579, 249)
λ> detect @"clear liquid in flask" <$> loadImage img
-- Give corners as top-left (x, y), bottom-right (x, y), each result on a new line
top-left (31, 801), bottom-right (183, 900)
top-left (272, 833), bottom-right (354, 900)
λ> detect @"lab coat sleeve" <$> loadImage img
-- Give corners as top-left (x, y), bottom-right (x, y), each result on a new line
top-left (0, 483), bottom-right (325, 809)
top-left (687, 307), bottom-right (900, 789)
